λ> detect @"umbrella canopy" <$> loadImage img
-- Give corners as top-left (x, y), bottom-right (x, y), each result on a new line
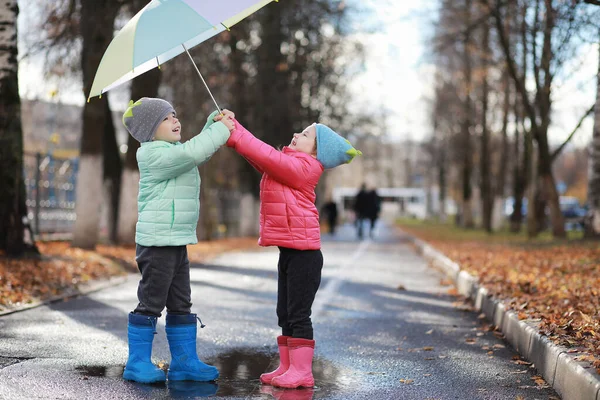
top-left (89, 0), bottom-right (276, 100)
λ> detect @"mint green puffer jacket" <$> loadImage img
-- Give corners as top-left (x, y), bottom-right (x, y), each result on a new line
top-left (135, 111), bottom-right (230, 246)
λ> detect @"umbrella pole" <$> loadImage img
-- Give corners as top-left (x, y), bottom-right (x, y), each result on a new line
top-left (182, 43), bottom-right (222, 114)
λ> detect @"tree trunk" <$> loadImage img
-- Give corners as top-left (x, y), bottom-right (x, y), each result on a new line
top-left (527, 144), bottom-right (541, 237)
top-left (102, 99), bottom-right (120, 243)
top-left (510, 2), bottom-right (529, 233)
top-left (510, 111), bottom-right (530, 233)
top-left (256, 3), bottom-right (291, 149)
top-left (116, 67), bottom-right (161, 244)
top-left (438, 143), bottom-right (447, 222)
top-left (72, 0), bottom-right (119, 249)
top-left (494, 72), bottom-right (511, 231)
top-left (480, 18), bottom-right (493, 233)
top-left (534, 0), bottom-right (564, 238)
top-left (538, 134), bottom-right (566, 237)
top-left (460, 0), bottom-right (474, 229)
top-left (0, 0), bottom-right (38, 256)
top-left (586, 30), bottom-right (600, 237)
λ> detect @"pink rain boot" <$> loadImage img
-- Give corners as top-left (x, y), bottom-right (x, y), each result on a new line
top-left (271, 338), bottom-right (315, 389)
top-left (260, 335), bottom-right (292, 385)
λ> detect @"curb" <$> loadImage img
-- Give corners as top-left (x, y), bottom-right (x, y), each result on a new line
top-left (0, 274), bottom-right (131, 317)
top-left (410, 235), bottom-right (600, 400)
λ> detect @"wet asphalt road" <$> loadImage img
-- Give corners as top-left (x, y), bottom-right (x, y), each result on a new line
top-left (0, 222), bottom-right (559, 400)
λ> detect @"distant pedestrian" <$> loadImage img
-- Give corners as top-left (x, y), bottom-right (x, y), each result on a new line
top-left (224, 116), bottom-right (361, 389)
top-left (322, 200), bottom-right (339, 235)
top-left (121, 98), bottom-right (234, 383)
top-left (353, 184), bottom-right (369, 239)
top-left (365, 189), bottom-right (381, 238)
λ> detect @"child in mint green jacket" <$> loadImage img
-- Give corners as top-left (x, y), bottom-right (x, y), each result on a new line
top-left (120, 97), bottom-right (234, 384)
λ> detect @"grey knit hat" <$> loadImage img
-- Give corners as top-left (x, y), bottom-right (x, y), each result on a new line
top-left (122, 97), bottom-right (175, 143)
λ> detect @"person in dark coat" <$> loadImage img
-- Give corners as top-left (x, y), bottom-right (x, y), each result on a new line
top-left (322, 200), bottom-right (339, 235)
top-left (365, 189), bottom-right (381, 238)
top-left (354, 184), bottom-right (369, 239)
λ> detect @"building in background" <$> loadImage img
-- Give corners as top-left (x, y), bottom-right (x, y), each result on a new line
top-left (323, 135), bottom-right (456, 222)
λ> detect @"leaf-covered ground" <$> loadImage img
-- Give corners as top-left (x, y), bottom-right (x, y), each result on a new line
top-left (398, 220), bottom-right (600, 373)
top-left (0, 238), bottom-right (258, 314)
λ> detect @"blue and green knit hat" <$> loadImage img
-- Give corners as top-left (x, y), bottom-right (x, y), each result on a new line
top-left (315, 124), bottom-right (362, 169)
top-left (122, 97), bottom-right (175, 143)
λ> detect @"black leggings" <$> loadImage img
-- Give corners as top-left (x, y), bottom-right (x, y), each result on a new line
top-left (276, 247), bottom-right (323, 340)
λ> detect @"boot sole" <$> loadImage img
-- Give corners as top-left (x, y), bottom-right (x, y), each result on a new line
top-left (167, 369), bottom-right (219, 382)
top-left (272, 380), bottom-right (314, 388)
top-left (123, 370), bottom-right (166, 383)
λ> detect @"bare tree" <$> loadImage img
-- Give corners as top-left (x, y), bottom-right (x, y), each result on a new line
top-left (71, 0), bottom-right (121, 249)
top-left (584, 0), bottom-right (600, 237)
top-left (489, 0), bottom-right (574, 237)
top-left (0, 0), bottom-right (38, 255)
top-left (116, 0), bottom-right (162, 245)
top-left (478, 10), bottom-right (493, 232)
top-left (587, 31), bottom-right (600, 236)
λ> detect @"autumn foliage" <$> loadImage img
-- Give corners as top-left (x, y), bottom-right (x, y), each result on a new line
top-left (399, 223), bottom-right (600, 373)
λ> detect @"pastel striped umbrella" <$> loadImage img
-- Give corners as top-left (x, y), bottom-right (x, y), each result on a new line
top-left (89, 0), bottom-right (277, 111)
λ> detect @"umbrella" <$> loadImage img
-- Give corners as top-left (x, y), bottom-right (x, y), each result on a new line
top-left (88, 0), bottom-right (278, 112)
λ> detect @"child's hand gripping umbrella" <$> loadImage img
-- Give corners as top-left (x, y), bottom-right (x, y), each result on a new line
top-left (88, 0), bottom-right (278, 113)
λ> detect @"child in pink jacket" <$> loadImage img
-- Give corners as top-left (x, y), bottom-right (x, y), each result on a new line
top-left (218, 110), bottom-right (361, 389)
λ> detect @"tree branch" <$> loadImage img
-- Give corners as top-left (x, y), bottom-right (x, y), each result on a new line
top-left (487, 0), bottom-right (540, 137)
top-left (551, 104), bottom-right (595, 162)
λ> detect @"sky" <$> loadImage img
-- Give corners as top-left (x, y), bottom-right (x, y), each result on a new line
top-left (16, 0), bottom-right (599, 147)
top-left (346, 1), bottom-right (436, 142)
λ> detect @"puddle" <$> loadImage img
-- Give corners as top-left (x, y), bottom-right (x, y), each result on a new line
top-left (75, 365), bottom-right (126, 378)
top-left (167, 381), bottom-right (219, 398)
top-left (206, 349), bottom-right (343, 398)
top-left (75, 347), bottom-right (345, 398)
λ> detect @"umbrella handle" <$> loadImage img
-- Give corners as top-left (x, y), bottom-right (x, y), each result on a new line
top-left (182, 43), bottom-right (223, 115)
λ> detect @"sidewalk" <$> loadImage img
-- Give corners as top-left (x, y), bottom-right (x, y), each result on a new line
top-left (0, 221), bottom-right (562, 399)
top-left (405, 230), bottom-right (600, 400)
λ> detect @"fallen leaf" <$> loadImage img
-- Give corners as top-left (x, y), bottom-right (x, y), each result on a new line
top-left (513, 360), bottom-right (532, 365)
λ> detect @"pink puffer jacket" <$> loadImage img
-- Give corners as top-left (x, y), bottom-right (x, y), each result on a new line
top-left (227, 119), bottom-right (324, 250)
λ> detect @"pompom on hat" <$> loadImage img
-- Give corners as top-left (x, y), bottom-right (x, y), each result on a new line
top-left (315, 124), bottom-right (362, 169)
top-left (122, 97), bottom-right (175, 143)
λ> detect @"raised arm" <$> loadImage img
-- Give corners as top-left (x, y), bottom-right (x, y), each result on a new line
top-left (144, 121), bottom-right (230, 181)
top-left (227, 119), bottom-right (320, 189)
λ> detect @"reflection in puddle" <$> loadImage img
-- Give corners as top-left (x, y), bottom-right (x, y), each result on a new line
top-left (207, 349), bottom-right (341, 398)
top-left (75, 347), bottom-right (343, 398)
top-left (260, 385), bottom-right (316, 400)
top-left (167, 381), bottom-right (218, 398)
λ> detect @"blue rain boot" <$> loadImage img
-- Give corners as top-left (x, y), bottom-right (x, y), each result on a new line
top-left (123, 312), bottom-right (166, 383)
top-left (166, 313), bottom-right (219, 381)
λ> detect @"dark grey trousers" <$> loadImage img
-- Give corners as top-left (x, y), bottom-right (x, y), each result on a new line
top-left (133, 244), bottom-right (192, 317)
top-left (276, 247), bottom-right (323, 340)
